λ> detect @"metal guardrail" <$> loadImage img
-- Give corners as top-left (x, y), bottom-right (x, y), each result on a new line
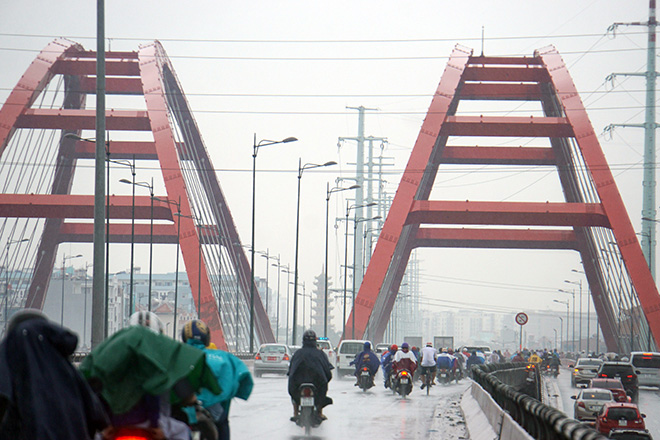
top-left (471, 363), bottom-right (608, 440)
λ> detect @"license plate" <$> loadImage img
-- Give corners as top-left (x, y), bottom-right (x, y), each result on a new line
top-left (361, 371), bottom-right (369, 376)
top-left (301, 397), bottom-right (314, 406)
top-left (440, 373), bottom-right (447, 377)
top-left (267, 356), bottom-right (277, 361)
top-left (619, 420), bottom-right (628, 426)
top-left (400, 378), bottom-right (409, 384)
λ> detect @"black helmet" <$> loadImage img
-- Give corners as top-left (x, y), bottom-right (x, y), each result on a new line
top-left (181, 320), bottom-right (211, 347)
top-left (302, 329), bottom-right (317, 344)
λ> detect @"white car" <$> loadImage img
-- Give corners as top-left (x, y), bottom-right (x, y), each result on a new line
top-left (336, 339), bottom-right (372, 377)
top-left (317, 338), bottom-right (336, 366)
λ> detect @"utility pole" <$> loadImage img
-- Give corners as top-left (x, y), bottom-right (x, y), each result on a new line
top-left (607, 1), bottom-right (658, 278)
top-left (339, 107), bottom-right (389, 294)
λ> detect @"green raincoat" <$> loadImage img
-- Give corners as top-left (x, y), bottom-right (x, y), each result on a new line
top-left (79, 326), bottom-right (221, 414)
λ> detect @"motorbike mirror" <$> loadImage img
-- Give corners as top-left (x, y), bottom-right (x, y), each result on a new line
top-left (568, 364), bottom-right (574, 368)
top-left (570, 395), bottom-right (577, 400)
top-left (642, 413), bottom-right (646, 418)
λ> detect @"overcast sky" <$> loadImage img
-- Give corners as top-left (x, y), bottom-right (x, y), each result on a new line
top-left (0, 1), bottom-right (654, 328)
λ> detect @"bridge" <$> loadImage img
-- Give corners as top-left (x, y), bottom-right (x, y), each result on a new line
top-left (0, 39), bottom-right (658, 353)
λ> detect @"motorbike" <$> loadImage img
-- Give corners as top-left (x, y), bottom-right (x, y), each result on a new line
top-left (543, 363), bottom-right (559, 378)
top-left (437, 367), bottom-right (452, 385)
top-left (297, 383), bottom-right (322, 435)
top-left (358, 366), bottom-right (374, 391)
top-left (107, 427), bottom-right (156, 440)
top-left (394, 369), bottom-right (413, 398)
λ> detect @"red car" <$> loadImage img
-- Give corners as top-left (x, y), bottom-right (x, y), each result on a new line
top-left (595, 402), bottom-right (646, 436)
top-left (589, 378), bottom-right (630, 403)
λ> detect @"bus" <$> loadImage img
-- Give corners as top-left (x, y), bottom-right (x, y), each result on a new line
top-left (629, 351), bottom-right (660, 387)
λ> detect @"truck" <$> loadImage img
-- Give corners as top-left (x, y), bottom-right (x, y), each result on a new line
top-left (434, 336), bottom-right (454, 350)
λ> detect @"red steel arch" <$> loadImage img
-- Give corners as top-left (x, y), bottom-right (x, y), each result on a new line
top-left (0, 39), bottom-right (274, 349)
top-left (348, 45), bottom-right (660, 352)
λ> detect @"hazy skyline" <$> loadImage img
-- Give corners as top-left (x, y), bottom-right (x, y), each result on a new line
top-left (0, 1), bottom-right (653, 331)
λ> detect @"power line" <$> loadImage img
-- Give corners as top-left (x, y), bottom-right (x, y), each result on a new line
top-left (0, 31), bottom-right (647, 44)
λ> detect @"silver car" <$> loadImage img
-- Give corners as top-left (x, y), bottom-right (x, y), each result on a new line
top-left (570, 358), bottom-right (604, 387)
top-left (572, 388), bottom-right (615, 421)
top-left (253, 343), bottom-right (292, 377)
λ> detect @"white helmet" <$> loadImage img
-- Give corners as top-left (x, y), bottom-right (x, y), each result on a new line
top-left (128, 311), bottom-right (165, 334)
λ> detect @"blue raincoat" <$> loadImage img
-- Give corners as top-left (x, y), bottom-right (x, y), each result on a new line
top-left (185, 339), bottom-right (254, 414)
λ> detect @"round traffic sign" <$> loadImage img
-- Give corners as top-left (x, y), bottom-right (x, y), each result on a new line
top-left (515, 312), bottom-right (528, 326)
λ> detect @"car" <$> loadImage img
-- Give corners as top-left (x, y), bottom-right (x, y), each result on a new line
top-left (588, 378), bottom-right (630, 403)
top-left (630, 351), bottom-right (660, 387)
top-left (595, 402), bottom-right (646, 436)
top-left (253, 343), bottom-right (293, 377)
top-left (336, 339), bottom-right (372, 378)
top-left (608, 429), bottom-right (654, 439)
top-left (375, 343), bottom-right (391, 354)
top-left (316, 338), bottom-right (336, 366)
top-left (569, 358), bottom-right (603, 387)
top-left (571, 388), bottom-right (615, 421)
top-left (596, 362), bottom-right (640, 403)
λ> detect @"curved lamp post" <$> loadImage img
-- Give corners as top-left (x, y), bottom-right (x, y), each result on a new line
top-left (324, 184), bottom-right (359, 337)
top-left (250, 135), bottom-right (297, 352)
top-left (292, 159), bottom-right (336, 345)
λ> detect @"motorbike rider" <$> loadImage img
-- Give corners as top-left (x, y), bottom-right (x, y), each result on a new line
top-left (380, 344), bottom-right (398, 388)
top-left (435, 348), bottom-right (454, 380)
top-left (0, 309), bottom-right (108, 439)
top-left (392, 342), bottom-right (417, 375)
top-left (181, 320), bottom-right (254, 440)
top-left (350, 341), bottom-right (379, 386)
top-left (81, 311), bottom-right (218, 440)
top-left (419, 342), bottom-right (437, 389)
top-left (465, 350), bottom-right (485, 377)
top-left (287, 330), bottom-right (333, 422)
top-left (512, 351), bottom-right (526, 363)
top-left (528, 351), bottom-right (543, 366)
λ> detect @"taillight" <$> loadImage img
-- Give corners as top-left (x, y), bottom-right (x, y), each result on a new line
top-left (283, 354), bottom-right (290, 361)
top-left (255, 353), bottom-right (261, 360)
top-left (401, 371), bottom-right (408, 376)
top-left (578, 402), bottom-right (586, 408)
top-left (116, 437), bottom-right (150, 440)
top-left (302, 387), bottom-right (313, 397)
top-left (599, 373), bottom-right (606, 377)
top-left (362, 367), bottom-right (369, 371)
top-left (627, 374), bottom-right (633, 378)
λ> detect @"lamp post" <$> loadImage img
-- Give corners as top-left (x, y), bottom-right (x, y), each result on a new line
top-left (341, 202), bottom-right (376, 337)
top-left (554, 299), bottom-right (570, 352)
top-left (83, 262), bottom-right (92, 349)
top-left (352, 215), bottom-right (381, 338)
top-left (324, 183), bottom-right (359, 337)
top-left (282, 265), bottom-right (293, 344)
top-left (4, 238), bottom-right (28, 332)
top-left (565, 279), bottom-right (582, 352)
top-left (292, 158), bottom-right (337, 345)
top-left (557, 316), bottom-right (564, 352)
top-left (61, 253), bottom-right (82, 326)
top-left (271, 254), bottom-right (282, 342)
top-left (251, 135), bottom-right (297, 353)
top-left (558, 288), bottom-right (576, 352)
top-left (121, 178), bottom-right (154, 311)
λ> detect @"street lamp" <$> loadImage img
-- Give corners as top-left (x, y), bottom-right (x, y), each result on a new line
top-left (341, 202), bottom-right (376, 337)
top-left (558, 288), bottom-right (576, 352)
top-left (61, 253), bottom-right (83, 326)
top-left (554, 299), bottom-right (570, 352)
top-left (292, 159), bottom-right (337, 345)
top-left (565, 279), bottom-right (582, 352)
top-left (120, 178), bottom-right (154, 312)
top-left (324, 183), bottom-right (359, 337)
top-left (556, 316), bottom-right (564, 352)
top-left (282, 265), bottom-right (293, 345)
top-left (251, 134), bottom-right (297, 353)
top-left (352, 215), bottom-right (381, 338)
top-left (4, 238), bottom-right (28, 332)
top-left (270, 254), bottom-right (282, 342)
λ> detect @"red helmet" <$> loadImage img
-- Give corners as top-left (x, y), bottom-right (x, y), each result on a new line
top-left (390, 344), bottom-right (398, 351)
